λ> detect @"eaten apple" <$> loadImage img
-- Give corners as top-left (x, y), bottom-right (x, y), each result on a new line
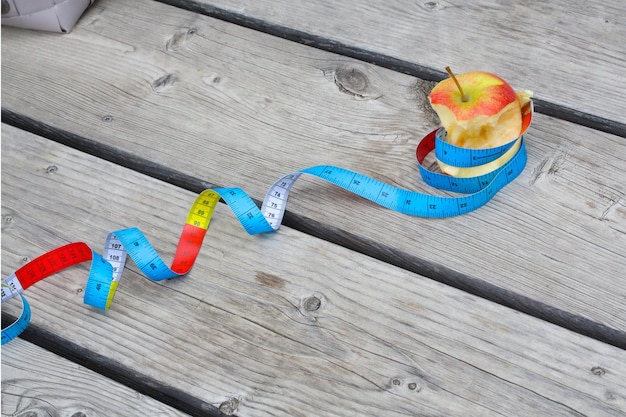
top-left (428, 68), bottom-right (525, 149)
top-left (428, 67), bottom-right (532, 177)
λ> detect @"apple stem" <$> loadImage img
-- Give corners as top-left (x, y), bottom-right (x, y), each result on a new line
top-left (445, 66), bottom-right (467, 102)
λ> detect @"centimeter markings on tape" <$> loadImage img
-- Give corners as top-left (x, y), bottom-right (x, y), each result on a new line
top-left (435, 130), bottom-right (516, 168)
top-left (1, 113), bottom-right (532, 344)
top-left (0, 286), bottom-right (30, 345)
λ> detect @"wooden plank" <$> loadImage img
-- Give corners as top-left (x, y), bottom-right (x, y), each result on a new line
top-left (1, 339), bottom-right (193, 417)
top-left (1, 0), bottom-right (625, 345)
top-left (2, 126), bottom-right (626, 417)
top-left (168, 0), bottom-right (626, 131)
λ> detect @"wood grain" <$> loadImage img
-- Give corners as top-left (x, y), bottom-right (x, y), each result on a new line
top-left (2, 125), bottom-right (626, 416)
top-left (2, 0), bottom-right (624, 343)
top-left (164, 0), bottom-right (626, 129)
top-left (1, 338), bottom-right (192, 417)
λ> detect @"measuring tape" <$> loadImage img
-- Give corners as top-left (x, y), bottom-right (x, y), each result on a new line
top-left (1, 105), bottom-right (532, 344)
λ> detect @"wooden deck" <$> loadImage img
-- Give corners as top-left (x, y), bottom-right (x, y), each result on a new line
top-left (1, 0), bottom-right (625, 416)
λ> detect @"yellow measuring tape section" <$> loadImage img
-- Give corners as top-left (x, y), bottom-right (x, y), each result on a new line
top-left (185, 190), bottom-right (220, 229)
top-left (105, 281), bottom-right (119, 310)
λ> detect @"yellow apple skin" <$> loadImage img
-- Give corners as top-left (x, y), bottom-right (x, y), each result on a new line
top-left (428, 71), bottom-right (522, 149)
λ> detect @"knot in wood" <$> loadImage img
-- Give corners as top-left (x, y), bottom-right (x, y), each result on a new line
top-left (152, 73), bottom-right (178, 93)
top-left (303, 295), bottom-right (322, 312)
top-left (46, 165), bottom-right (58, 174)
top-left (166, 28), bottom-right (196, 51)
top-left (422, 1), bottom-right (444, 11)
top-left (219, 397), bottom-right (240, 415)
top-left (591, 366), bottom-right (607, 376)
top-left (334, 66), bottom-right (372, 99)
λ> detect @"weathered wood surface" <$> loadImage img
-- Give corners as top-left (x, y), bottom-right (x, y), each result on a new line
top-left (3, 124), bottom-right (626, 416)
top-left (166, 0), bottom-right (626, 131)
top-left (1, 338), bottom-right (192, 417)
top-left (2, 0), bottom-right (625, 345)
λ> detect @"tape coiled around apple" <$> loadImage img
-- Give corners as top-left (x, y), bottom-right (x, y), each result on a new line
top-left (1, 107), bottom-right (531, 344)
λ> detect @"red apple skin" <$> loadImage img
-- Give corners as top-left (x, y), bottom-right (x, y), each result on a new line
top-left (428, 71), bottom-right (522, 149)
top-left (428, 71), bottom-right (518, 120)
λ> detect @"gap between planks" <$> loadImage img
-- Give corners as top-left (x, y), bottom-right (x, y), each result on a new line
top-left (0, 316), bottom-right (222, 417)
top-left (1, 338), bottom-right (197, 417)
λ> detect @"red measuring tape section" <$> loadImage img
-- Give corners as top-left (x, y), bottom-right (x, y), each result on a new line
top-left (12, 242), bottom-right (93, 291)
top-left (171, 224), bottom-right (208, 274)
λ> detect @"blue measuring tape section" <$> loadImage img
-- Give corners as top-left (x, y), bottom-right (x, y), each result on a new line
top-left (1, 282), bottom-right (31, 345)
top-left (1, 113), bottom-right (532, 344)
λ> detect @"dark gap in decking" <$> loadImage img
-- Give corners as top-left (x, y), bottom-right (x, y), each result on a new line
top-left (154, 0), bottom-right (626, 139)
top-left (4, 108), bottom-right (625, 352)
top-left (0, 312), bottom-right (227, 417)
